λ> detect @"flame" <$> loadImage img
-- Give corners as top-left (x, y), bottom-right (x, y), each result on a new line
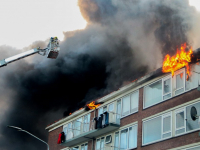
top-left (86, 101), bottom-right (100, 110)
top-left (79, 107), bottom-right (83, 110)
top-left (162, 43), bottom-right (193, 77)
top-left (69, 113), bottom-right (72, 115)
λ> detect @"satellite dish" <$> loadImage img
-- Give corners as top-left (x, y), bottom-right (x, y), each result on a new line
top-left (190, 106), bottom-right (198, 121)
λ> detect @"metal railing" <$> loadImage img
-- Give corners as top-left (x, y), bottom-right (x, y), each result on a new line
top-left (64, 112), bottom-right (120, 141)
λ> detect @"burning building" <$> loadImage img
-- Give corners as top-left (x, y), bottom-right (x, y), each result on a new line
top-left (43, 0), bottom-right (200, 149)
top-left (45, 45), bottom-right (200, 150)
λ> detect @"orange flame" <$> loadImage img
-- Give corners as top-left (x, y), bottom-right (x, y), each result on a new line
top-left (162, 43), bottom-right (193, 77)
top-left (69, 113), bottom-right (72, 115)
top-left (86, 101), bottom-right (100, 110)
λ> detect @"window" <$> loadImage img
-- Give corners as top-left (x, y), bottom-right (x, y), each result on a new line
top-left (120, 128), bottom-right (128, 149)
top-left (63, 122), bottom-right (73, 140)
top-left (163, 76), bottom-right (172, 100)
top-left (142, 101), bottom-right (200, 146)
top-left (174, 69), bottom-right (185, 95)
top-left (114, 124), bottom-right (137, 149)
top-left (105, 135), bottom-right (112, 144)
top-left (144, 80), bottom-right (162, 108)
top-left (81, 143), bottom-right (88, 150)
top-left (108, 103), bottom-right (114, 112)
top-left (107, 103), bottom-right (115, 123)
top-left (83, 113), bottom-right (90, 133)
top-left (175, 102), bottom-right (200, 136)
top-left (185, 64), bottom-right (199, 91)
top-left (98, 106), bottom-right (107, 116)
top-left (73, 117), bottom-right (82, 136)
top-left (175, 108), bottom-right (186, 135)
top-left (162, 113), bottom-right (172, 139)
top-left (143, 113), bottom-right (172, 145)
top-left (63, 113), bottom-right (91, 140)
top-left (121, 91), bottom-right (139, 117)
top-left (186, 102), bottom-right (200, 132)
top-left (96, 137), bottom-right (105, 150)
top-left (71, 146), bottom-right (79, 150)
top-left (116, 100), bottom-right (121, 124)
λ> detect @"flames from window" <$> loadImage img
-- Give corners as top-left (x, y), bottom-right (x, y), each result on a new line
top-left (86, 101), bottom-right (101, 110)
top-left (162, 43), bottom-right (193, 78)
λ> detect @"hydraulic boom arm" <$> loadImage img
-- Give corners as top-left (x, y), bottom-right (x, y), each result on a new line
top-left (0, 37), bottom-right (60, 68)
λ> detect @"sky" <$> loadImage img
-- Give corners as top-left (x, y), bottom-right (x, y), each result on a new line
top-left (189, 0), bottom-right (200, 11)
top-left (0, 0), bottom-right (198, 49)
top-left (0, 0), bottom-right (87, 49)
top-left (0, 0), bottom-right (200, 150)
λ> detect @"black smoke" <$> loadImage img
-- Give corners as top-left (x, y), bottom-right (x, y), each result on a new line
top-left (0, 0), bottom-right (197, 150)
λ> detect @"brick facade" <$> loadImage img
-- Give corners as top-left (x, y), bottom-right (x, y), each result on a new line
top-left (48, 126), bottom-right (65, 150)
top-left (120, 88), bottom-right (200, 150)
top-left (47, 87), bottom-right (200, 150)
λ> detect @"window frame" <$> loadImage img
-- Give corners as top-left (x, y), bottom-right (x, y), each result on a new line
top-left (105, 135), bottom-right (112, 144)
top-left (185, 145), bottom-right (200, 150)
top-left (162, 75), bottom-right (172, 101)
top-left (63, 113), bottom-right (91, 140)
top-left (73, 117), bottom-right (83, 137)
top-left (114, 124), bottom-right (138, 150)
top-left (142, 112), bottom-right (172, 146)
top-left (98, 105), bottom-right (108, 116)
top-left (175, 108), bottom-right (186, 136)
top-left (81, 143), bottom-right (88, 150)
top-left (161, 112), bottom-right (172, 139)
top-left (96, 137), bottom-right (105, 150)
top-left (143, 79), bottom-right (163, 109)
top-left (83, 113), bottom-right (91, 133)
top-left (121, 90), bottom-right (139, 118)
top-left (174, 68), bottom-right (185, 96)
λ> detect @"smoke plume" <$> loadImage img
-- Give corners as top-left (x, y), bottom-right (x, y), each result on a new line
top-left (0, 0), bottom-right (199, 149)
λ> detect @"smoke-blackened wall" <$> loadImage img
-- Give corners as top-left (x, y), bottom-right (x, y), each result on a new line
top-left (0, 0), bottom-right (198, 150)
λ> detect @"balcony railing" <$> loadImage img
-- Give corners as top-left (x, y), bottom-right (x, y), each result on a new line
top-left (96, 145), bottom-right (128, 150)
top-left (61, 112), bottom-right (120, 147)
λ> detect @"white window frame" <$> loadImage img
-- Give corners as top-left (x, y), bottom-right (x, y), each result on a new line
top-left (116, 99), bottom-right (121, 124)
top-left (83, 113), bottom-right (91, 133)
top-left (162, 75), bottom-right (172, 101)
top-left (98, 102), bottom-right (115, 116)
top-left (96, 137), bottom-right (105, 150)
top-left (98, 106), bottom-right (108, 116)
top-left (63, 113), bottom-right (91, 140)
top-left (121, 90), bottom-right (139, 118)
top-left (175, 108), bottom-right (186, 136)
top-left (185, 145), bottom-right (200, 150)
top-left (161, 112), bottom-right (172, 139)
top-left (143, 79), bottom-right (163, 109)
top-left (105, 135), bottom-right (112, 144)
top-left (108, 102), bottom-right (114, 113)
top-left (81, 143), bottom-right (88, 150)
top-left (174, 68), bottom-right (185, 96)
top-left (114, 124), bottom-right (138, 150)
top-left (64, 122), bottom-right (73, 140)
top-left (73, 117), bottom-right (83, 137)
top-left (142, 112), bottom-right (172, 146)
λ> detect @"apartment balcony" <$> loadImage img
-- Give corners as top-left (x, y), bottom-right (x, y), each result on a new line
top-left (61, 112), bottom-right (120, 147)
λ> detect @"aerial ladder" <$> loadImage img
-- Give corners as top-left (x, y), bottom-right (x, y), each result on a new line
top-left (0, 37), bottom-right (60, 68)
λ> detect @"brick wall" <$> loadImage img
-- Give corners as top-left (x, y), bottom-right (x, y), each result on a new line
top-left (47, 88), bottom-right (200, 150)
top-left (48, 126), bottom-right (65, 150)
top-left (120, 88), bottom-right (200, 149)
